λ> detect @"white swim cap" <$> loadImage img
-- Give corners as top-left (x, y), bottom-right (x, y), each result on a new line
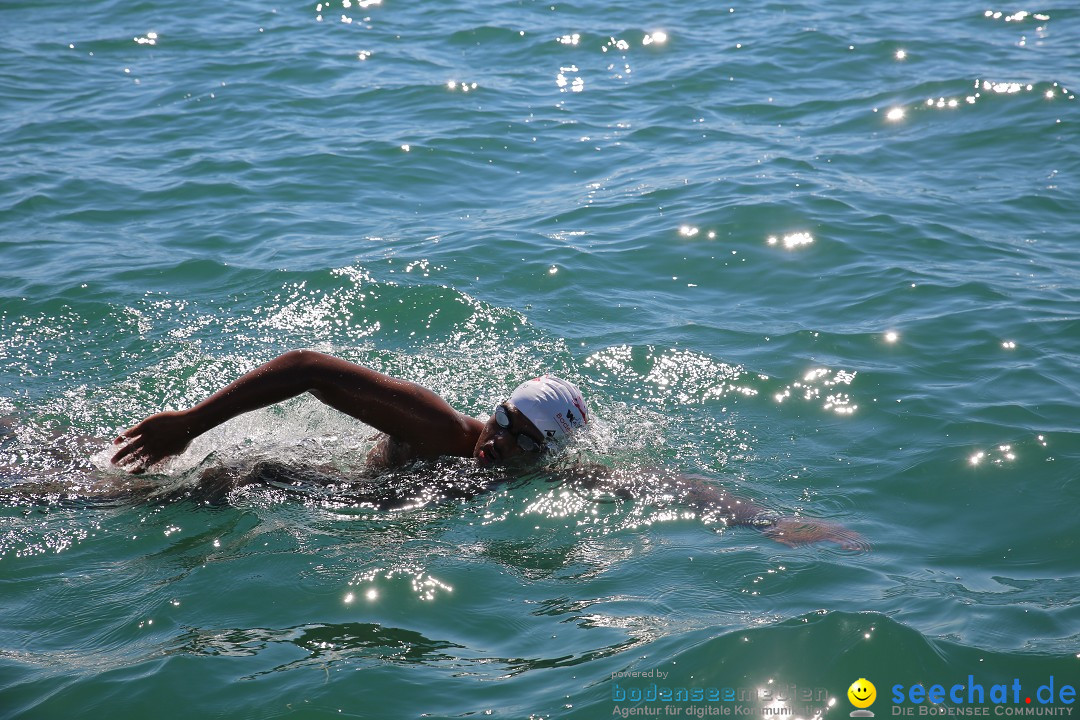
top-left (508, 375), bottom-right (589, 448)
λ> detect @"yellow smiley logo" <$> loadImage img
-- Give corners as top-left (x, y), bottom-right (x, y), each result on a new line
top-left (848, 678), bottom-right (877, 709)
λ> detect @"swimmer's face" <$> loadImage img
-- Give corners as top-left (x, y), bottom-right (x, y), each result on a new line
top-left (474, 403), bottom-right (547, 468)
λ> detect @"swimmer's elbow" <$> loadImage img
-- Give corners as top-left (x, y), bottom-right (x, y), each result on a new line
top-left (278, 348), bottom-right (329, 373)
top-left (276, 349), bottom-right (338, 396)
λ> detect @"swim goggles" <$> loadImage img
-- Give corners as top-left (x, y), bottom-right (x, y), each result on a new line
top-left (494, 403), bottom-right (548, 454)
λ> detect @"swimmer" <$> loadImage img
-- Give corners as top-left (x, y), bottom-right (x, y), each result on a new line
top-left (111, 350), bottom-right (864, 549)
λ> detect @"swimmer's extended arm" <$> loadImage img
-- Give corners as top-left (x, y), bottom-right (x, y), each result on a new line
top-left (558, 465), bottom-right (865, 549)
top-left (678, 476), bottom-right (866, 549)
top-left (112, 350), bottom-right (480, 473)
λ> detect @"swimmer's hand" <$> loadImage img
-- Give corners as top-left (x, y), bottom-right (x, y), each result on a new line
top-left (762, 517), bottom-right (868, 551)
top-left (111, 411), bottom-right (197, 474)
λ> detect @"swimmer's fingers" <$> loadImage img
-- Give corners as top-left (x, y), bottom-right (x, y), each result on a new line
top-left (110, 411), bottom-right (192, 473)
top-left (763, 518), bottom-right (870, 552)
top-left (822, 528), bottom-right (870, 552)
top-left (113, 439), bottom-right (172, 474)
top-left (110, 432), bottom-right (144, 465)
top-left (111, 436), bottom-right (151, 474)
top-left (838, 529), bottom-right (870, 552)
top-left (112, 416), bottom-right (150, 450)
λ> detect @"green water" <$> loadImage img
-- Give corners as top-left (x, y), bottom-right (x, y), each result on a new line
top-left (1, 0), bottom-right (1078, 717)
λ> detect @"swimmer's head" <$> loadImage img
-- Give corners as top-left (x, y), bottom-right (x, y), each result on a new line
top-left (508, 375), bottom-right (588, 448)
top-left (473, 375), bottom-right (589, 467)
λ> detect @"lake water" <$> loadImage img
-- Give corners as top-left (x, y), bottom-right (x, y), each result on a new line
top-left (1, 0), bottom-right (1078, 717)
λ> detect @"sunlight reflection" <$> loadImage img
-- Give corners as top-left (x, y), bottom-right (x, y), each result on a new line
top-left (984, 9), bottom-right (1048, 22)
top-left (775, 368), bottom-right (858, 416)
top-left (766, 232), bottom-right (813, 249)
top-left (970, 444), bottom-right (1018, 467)
top-left (351, 566), bottom-right (452, 602)
top-left (556, 67), bottom-right (584, 92)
